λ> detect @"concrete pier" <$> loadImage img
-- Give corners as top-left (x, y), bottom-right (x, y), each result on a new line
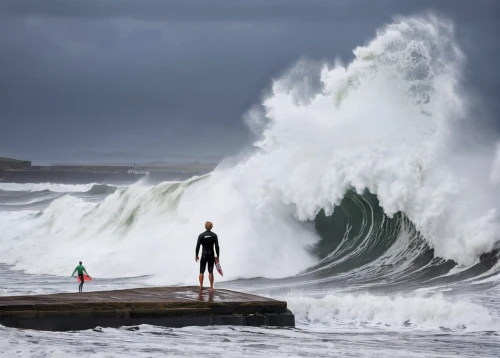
top-left (0, 286), bottom-right (294, 331)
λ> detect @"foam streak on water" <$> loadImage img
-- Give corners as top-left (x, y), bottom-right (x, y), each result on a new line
top-left (1, 324), bottom-right (498, 358)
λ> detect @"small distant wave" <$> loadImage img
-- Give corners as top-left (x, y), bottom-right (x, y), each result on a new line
top-left (82, 184), bottom-right (118, 196)
top-left (0, 183), bottom-right (120, 195)
top-left (0, 183), bottom-right (97, 193)
top-left (0, 189), bottom-right (63, 209)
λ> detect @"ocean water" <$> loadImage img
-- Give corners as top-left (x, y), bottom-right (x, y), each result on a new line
top-left (1, 14), bottom-right (499, 357)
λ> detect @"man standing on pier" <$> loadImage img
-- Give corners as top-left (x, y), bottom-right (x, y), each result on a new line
top-left (195, 221), bottom-right (220, 292)
top-left (71, 261), bottom-right (91, 293)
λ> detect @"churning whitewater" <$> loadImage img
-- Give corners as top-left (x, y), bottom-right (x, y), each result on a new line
top-left (0, 14), bottom-right (499, 357)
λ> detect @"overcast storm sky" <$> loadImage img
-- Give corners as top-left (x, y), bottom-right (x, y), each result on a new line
top-left (0, 0), bottom-right (498, 164)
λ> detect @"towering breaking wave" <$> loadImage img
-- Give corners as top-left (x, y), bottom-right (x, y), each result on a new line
top-left (242, 14), bottom-right (500, 265)
top-left (0, 15), bottom-right (499, 293)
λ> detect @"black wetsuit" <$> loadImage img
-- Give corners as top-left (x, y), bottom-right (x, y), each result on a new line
top-left (196, 230), bottom-right (220, 274)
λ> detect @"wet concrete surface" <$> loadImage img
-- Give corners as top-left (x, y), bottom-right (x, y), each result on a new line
top-left (0, 286), bottom-right (295, 331)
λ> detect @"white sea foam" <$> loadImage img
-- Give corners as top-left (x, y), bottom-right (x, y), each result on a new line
top-left (288, 292), bottom-right (500, 331)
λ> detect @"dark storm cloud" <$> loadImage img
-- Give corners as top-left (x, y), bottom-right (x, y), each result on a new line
top-left (0, 0), bottom-right (496, 22)
top-left (0, 0), bottom-right (498, 164)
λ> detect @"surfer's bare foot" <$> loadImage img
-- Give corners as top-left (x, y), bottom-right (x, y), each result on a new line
top-left (210, 287), bottom-right (215, 292)
top-left (199, 287), bottom-right (203, 292)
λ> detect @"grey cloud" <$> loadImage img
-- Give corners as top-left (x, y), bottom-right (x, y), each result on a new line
top-left (0, 0), bottom-right (498, 164)
top-left (0, 0), bottom-right (496, 23)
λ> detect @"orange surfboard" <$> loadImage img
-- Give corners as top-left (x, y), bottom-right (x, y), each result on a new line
top-left (77, 275), bottom-right (92, 283)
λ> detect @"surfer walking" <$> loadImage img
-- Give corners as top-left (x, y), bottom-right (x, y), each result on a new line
top-left (195, 221), bottom-right (220, 292)
top-left (71, 261), bottom-right (91, 293)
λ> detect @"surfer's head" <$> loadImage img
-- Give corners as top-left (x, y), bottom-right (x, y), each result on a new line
top-left (79, 261), bottom-right (82, 265)
top-left (205, 221), bottom-right (213, 231)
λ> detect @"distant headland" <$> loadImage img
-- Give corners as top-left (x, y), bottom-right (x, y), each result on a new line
top-left (0, 157), bottom-right (217, 184)
top-left (0, 157), bottom-right (32, 170)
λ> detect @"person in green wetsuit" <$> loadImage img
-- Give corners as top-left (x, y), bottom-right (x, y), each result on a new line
top-left (71, 261), bottom-right (91, 293)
